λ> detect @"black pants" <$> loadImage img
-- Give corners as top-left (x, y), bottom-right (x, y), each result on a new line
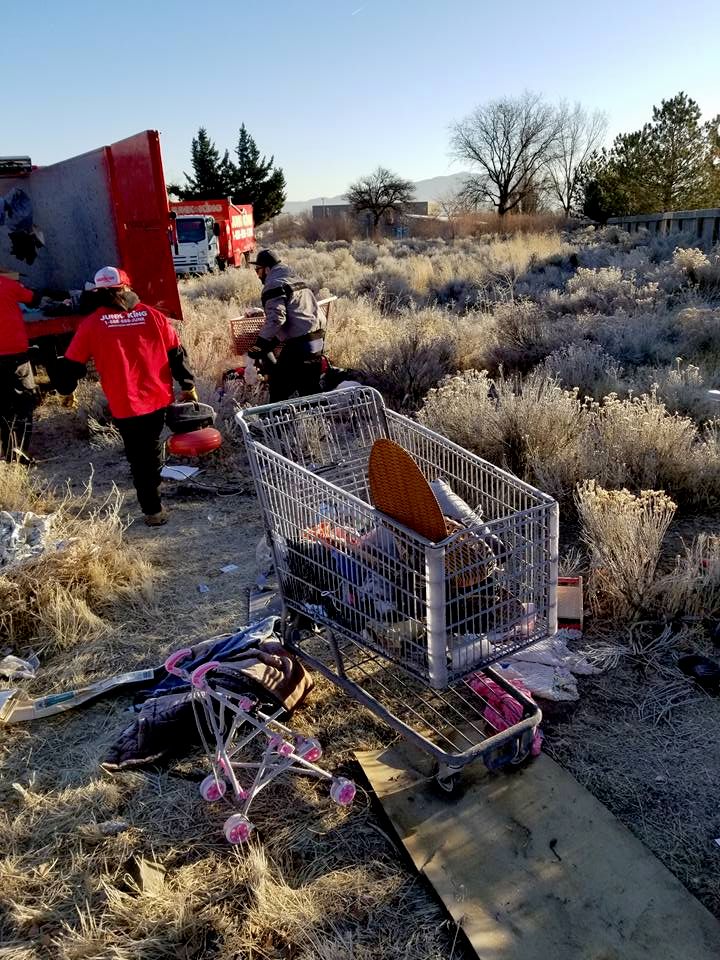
top-left (268, 339), bottom-right (323, 403)
top-left (114, 408), bottom-right (166, 515)
top-left (0, 353), bottom-right (36, 462)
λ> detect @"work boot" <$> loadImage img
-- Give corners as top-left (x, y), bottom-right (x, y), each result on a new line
top-left (143, 510), bottom-right (169, 527)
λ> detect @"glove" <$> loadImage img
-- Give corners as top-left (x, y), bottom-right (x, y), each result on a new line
top-left (59, 393), bottom-right (77, 410)
top-left (179, 387), bottom-right (199, 403)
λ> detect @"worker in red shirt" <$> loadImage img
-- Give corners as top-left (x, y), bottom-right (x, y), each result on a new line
top-left (0, 269), bottom-right (39, 463)
top-left (58, 267), bottom-right (197, 527)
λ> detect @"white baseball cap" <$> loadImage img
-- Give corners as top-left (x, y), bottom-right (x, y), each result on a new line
top-left (92, 266), bottom-right (131, 289)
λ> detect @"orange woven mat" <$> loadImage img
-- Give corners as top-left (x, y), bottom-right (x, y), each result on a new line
top-left (368, 439), bottom-right (446, 542)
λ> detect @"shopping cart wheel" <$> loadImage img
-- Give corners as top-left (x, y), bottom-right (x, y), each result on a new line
top-left (434, 770), bottom-right (461, 794)
top-left (484, 735), bottom-right (532, 772)
top-left (296, 736), bottom-right (323, 762)
top-left (330, 777), bottom-right (356, 806)
top-left (199, 774), bottom-right (227, 803)
top-left (224, 814), bottom-right (254, 844)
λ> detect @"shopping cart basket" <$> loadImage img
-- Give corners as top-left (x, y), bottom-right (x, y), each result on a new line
top-left (164, 649), bottom-right (356, 843)
top-left (237, 387), bottom-right (558, 787)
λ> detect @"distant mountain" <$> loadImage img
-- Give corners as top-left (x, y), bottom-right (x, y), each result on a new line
top-left (282, 172), bottom-right (471, 215)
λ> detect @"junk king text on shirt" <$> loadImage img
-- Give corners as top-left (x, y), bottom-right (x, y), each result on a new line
top-left (101, 309), bottom-right (149, 328)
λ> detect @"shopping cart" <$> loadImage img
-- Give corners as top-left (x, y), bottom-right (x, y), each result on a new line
top-left (237, 387), bottom-right (559, 788)
top-left (164, 649), bottom-right (356, 844)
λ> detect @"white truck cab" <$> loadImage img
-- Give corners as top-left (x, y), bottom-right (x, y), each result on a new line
top-left (172, 215), bottom-right (221, 275)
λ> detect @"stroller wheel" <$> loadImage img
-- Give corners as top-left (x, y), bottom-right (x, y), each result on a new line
top-left (297, 736), bottom-right (323, 762)
top-left (330, 777), bottom-right (356, 807)
top-left (199, 774), bottom-right (227, 803)
top-left (224, 813), bottom-right (254, 845)
top-left (269, 735), bottom-right (294, 757)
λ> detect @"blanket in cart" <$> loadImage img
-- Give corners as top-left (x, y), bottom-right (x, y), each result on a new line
top-left (104, 619), bottom-right (314, 771)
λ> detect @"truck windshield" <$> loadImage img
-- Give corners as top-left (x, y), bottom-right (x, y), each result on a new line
top-left (176, 218), bottom-right (206, 244)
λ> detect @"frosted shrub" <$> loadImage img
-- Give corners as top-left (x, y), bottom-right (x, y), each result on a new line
top-left (327, 300), bottom-right (461, 410)
top-left (418, 370), bottom-right (587, 494)
top-left (552, 266), bottom-right (651, 315)
top-left (540, 341), bottom-right (626, 400)
top-left (350, 241), bottom-right (379, 266)
top-left (675, 306), bottom-right (720, 362)
top-left (672, 246), bottom-right (710, 283)
top-left (657, 533), bottom-right (720, 620)
top-left (181, 268), bottom-right (259, 305)
top-left (637, 359), bottom-right (718, 421)
top-left (590, 392), bottom-right (720, 502)
top-left (585, 309), bottom-right (682, 367)
top-left (576, 481), bottom-right (677, 620)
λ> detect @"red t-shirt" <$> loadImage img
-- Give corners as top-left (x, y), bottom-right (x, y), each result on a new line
top-left (65, 302), bottom-right (180, 419)
top-left (0, 276), bottom-right (33, 356)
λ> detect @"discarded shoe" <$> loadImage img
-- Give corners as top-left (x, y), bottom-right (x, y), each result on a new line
top-left (144, 510), bottom-right (169, 528)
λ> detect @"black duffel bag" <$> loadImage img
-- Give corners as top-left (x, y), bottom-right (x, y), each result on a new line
top-left (165, 401), bottom-right (216, 434)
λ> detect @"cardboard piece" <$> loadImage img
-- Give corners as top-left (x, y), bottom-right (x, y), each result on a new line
top-left (557, 576), bottom-right (583, 630)
top-left (357, 744), bottom-right (720, 960)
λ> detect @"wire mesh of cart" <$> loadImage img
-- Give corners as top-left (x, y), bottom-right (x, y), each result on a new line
top-left (237, 387), bottom-right (559, 786)
top-left (163, 649), bottom-right (356, 844)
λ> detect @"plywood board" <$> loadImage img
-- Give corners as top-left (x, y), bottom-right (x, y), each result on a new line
top-left (357, 746), bottom-right (720, 960)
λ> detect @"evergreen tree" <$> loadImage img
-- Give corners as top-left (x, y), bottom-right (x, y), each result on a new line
top-left (645, 92), bottom-right (709, 209)
top-left (229, 124), bottom-right (286, 225)
top-left (579, 92), bottom-right (714, 219)
top-left (169, 128), bottom-right (233, 200)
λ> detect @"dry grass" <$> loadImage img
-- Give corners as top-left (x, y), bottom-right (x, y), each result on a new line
top-left (0, 468), bottom-right (152, 658)
top-left (575, 482), bottom-right (677, 620)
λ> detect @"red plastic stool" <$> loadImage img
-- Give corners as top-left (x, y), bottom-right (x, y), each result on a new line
top-left (167, 427), bottom-right (223, 457)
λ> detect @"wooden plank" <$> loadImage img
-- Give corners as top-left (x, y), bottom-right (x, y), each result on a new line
top-left (357, 746), bottom-right (720, 960)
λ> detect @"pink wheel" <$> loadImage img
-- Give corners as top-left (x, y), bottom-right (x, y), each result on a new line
top-left (330, 777), bottom-right (356, 807)
top-left (224, 813), bottom-right (253, 844)
top-left (199, 774), bottom-right (227, 803)
top-left (298, 737), bottom-right (323, 762)
top-left (270, 736), bottom-right (294, 757)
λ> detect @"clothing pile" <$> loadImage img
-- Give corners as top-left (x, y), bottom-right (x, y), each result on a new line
top-left (104, 617), bottom-right (313, 771)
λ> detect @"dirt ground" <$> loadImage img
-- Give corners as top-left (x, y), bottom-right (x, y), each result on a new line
top-left (1, 397), bottom-right (719, 958)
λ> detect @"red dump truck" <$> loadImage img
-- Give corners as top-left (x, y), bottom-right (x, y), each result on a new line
top-left (0, 130), bottom-right (181, 387)
top-left (169, 198), bottom-right (255, 274)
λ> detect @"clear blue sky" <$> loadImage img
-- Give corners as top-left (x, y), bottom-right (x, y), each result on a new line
top-left (3, 0), bottom-right (719, 201)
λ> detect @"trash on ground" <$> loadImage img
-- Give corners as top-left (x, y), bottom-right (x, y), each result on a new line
top-left (160, 465), bottom-right (200, 481)
top-left (197, 583), bottom-right (210, 594)
top-left (126, 856), bottom-right (166, 895)
top-left (160, 629), bottom-right (354, 844)
top-left (220, 563), bottom-right (239, 574)
top-left (77, 819), bottom-right (130, 843)
top-left (1, 669), bottom-right (155, 724)
top-left (0, 510), bottom-right (55, 572)
top-left (497, 628), bottom-right (599, 702)
top-left (0, 652), bottom-right (39, 681)
top-left (103, 618), bottom-right (316, 782)
top-left (558, 576), bottom-right (584, 630)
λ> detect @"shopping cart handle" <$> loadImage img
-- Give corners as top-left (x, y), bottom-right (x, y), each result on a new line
top-left (191, 661), bottom-right (222, 688)
top-left (165, 647), bottom-right (193, 676)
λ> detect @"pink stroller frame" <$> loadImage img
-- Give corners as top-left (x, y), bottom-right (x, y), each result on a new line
top-left (164, 648), bottom-right (356, 844)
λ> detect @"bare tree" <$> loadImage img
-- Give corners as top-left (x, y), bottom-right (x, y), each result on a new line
top-left (346, 167), bottom-right (415, 235)
top-left (547, 102), bottom-right (608, 215)
top-left (450, 92), bottom-right (561, 217)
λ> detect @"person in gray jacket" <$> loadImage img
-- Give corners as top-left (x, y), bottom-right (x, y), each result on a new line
top-left (250, 249), bottom-right (326, 402)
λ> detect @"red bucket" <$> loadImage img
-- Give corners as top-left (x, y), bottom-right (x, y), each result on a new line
top-left (167, 427), bottom-right (223, 457)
